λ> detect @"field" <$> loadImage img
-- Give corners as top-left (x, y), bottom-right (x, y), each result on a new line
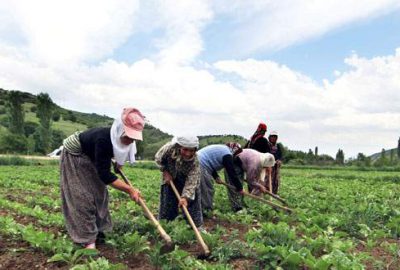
top-left (0, 164), bottom-right (399, 269)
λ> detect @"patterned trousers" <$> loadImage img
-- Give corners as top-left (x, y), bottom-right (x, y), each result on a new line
top-left (158, 175), bottom-right (203, 227)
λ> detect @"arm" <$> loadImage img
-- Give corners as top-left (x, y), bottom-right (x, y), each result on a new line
top-left (181, 161), bottom-right (201, 201)
top-left (155, 143), bottom-right (172, 171)
top-left (94, 140), bottom-right (118, 185)
top-left (211, 170), bottom-right (219, 180)
top-left (110, 178), bottom-right (141, 202)
top-left (222, 154), bottom-right (243, 192)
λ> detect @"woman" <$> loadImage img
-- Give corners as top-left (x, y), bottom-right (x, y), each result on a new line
top-left (268, 131), bottom-right (283, 194)
top-left (245, 122), bottom-right (271, 153)
top-left (155, 136), bottom-right (204, 230)
top-left (226, 148), bottom-right (275, 211)
top-left (198, 143), bottom-right (244, 214)
top-left (60, 108), bottom-right (145, 249)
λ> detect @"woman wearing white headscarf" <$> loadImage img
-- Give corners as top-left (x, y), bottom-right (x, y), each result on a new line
top-left (155, 136), bottom-right (204, 229)
top-left (60, 108), bottom-right (145, 249)
top-left (225, 148), bottom-right (275, 211)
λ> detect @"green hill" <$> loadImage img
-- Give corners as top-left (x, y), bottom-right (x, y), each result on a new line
top-left (0, 89), bottom-right (247, 159)
top-left (369, 147), bottom-right (399, 162)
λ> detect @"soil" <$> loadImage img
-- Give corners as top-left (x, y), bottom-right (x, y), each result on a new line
top-left (355, 239), bottom-right (400, 270)
top-left (0, 235), bottom-right (67, 270)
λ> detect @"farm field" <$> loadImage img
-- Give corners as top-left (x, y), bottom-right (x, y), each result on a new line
top-left (0, 165), bottom-right (399, 269)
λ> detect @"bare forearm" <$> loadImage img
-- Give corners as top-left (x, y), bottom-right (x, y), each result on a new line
top-left (110, 179), bottom-right (134, 194)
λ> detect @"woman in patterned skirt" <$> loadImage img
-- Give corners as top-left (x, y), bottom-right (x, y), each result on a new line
top-left (155, 136), bottom-right (204, 231)
top-left (60, 108), bottom-right (145, 249)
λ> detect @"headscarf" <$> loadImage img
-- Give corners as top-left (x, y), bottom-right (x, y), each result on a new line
top-left (172, 136), bottom-right (199, 149)
top-left (170, 136), bottom-right (199, 163)
top-left (247, 123), bottom-right (267, 148)
top-left (260, 153), bottom-right (275, 168)
top-left (110, 117), bottom-right (138, 166)
top-left (226, 142), bottom-right (243, 156)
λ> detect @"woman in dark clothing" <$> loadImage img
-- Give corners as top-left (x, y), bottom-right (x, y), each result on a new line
top-left (245, 122), bottom-right (271, 153)
top-left (268, 131), bottom-right (283, 194)
top-left (60, 108), bottom-right (145, 249)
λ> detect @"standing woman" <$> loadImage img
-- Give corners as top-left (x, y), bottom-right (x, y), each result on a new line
top-left (268, 131), bottom-right (283, 194)
top-left (245, 122), bottom-right (271, 153)
top-left (60, 108), bottom-right (145, 249)
top-left (155, 136), bottom-right (204, 230)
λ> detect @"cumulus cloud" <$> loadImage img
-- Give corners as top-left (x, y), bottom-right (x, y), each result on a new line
top-left (0, 1), bottom-right (399, 158)
top-left (0, 0), bottom-right (140, 65)
top-left (211, 0), bottom-right (400, 55)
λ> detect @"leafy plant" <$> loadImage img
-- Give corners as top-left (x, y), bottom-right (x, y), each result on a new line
top-left (106, 231), bottom-right (150, 257)
top-left (48, 248), bottom-right (98, 267)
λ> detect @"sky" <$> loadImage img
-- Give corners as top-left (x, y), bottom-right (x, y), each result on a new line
top-left (0, 0), bottom-right (399, 158)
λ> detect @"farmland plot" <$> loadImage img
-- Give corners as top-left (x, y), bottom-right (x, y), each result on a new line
top-left (0, 165), bottom-right (399, 269)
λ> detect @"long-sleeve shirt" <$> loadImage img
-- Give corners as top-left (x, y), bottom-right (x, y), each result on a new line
top-left (269, 143), bottom-right (282, 161)
top-left (236, 148), bottom-right (264, 185)
top-left (79, 127), bottom-right (118, 185)
top-left (197, 145), bottom-right (243, 191)
top-left (250, 137), bottom-right (271, 153)
top-left (155, 142), bottom-right (200, 200)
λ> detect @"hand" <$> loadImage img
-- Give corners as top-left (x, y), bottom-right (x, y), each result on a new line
top-left (258, 185), bottom-right (268, 194)
top-left (178, 198), bottom-right (188, 208)
top-left (163, 171), bottom-right (173, 185)
top-left (129, 188), bottom-right (141, 203)
top-left (215, 177), bottom-right (223, 184)
top-left (238, 189), bottom-right (245, 195)
top-left (276, 160), bottom-right (282, 167)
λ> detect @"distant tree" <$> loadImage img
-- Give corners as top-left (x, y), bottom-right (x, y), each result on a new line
top-left (0, 132), bottom-right (28, 153)
top-left (51, 130), bottom-right (65, 149)
top-left (380, 148), bottom-right (386, 161)
top-left (52, 110), bottom-right (61, 122)
top-left (306, 149), bottom-right (315, 164)
top-left (335, 149), bottom-right (345, 165)
top-left (24, 121), bottom-right (39, 137)
top-left (35, 93), bottom-right (54, 154)
top-left (398, 137), bottom-right (400, 159)
top-left (390, 149), bottom-right (395, 165)
top-left (314, 146), bottom-right (318, 157)
top-left (136, 140), bottom-right (144, 160)
top-left (357, 153), bottom-right (366, 162)
top-left (5, 91), bottom-right (25, 135)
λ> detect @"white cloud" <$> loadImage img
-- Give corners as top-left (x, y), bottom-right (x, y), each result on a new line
top-left (212, 0), bottom-right (400, 54)
top-left (0, 1), bottom-right (399, 158)
top-left (0, 0), bottom-right (140, 65)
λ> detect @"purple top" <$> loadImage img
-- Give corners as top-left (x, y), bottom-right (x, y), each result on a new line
top-left (237, 148), bottom-right (264, 184)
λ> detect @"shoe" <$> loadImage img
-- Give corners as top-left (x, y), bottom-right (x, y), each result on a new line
top-left (96, 232), bottom-right (106, 244)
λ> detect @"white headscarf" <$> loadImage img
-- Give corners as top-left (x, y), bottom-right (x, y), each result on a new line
top-left (260, 153), bottom-right (275, 168)
top-left (110, 118), bottom-right (137, 166)
top-left (172, 136), bottom-right (199, 148)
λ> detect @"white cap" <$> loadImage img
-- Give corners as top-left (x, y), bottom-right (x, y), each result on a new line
top-left (269, 131), bottom-right (278, 136)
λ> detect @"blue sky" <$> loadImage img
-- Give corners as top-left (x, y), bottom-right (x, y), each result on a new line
top-left (0, 0), bottom-right (399, 157)
top-left (113, 8), bottom-right (400, 83)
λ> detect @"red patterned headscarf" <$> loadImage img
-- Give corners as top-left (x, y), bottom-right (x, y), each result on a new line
top-left (247, 123), bottom-right (267, 148)
top-left (226, 142), bottom-right (243, 156)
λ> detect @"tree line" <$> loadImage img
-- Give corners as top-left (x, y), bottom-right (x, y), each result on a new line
top-left (1, 90), bottom-right (399, 168)
top-left (0, 91), bottom-right (57, 154)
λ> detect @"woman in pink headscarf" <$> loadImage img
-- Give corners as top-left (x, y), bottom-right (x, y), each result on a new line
top-left (60, 108), bottom-right (145, 249)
